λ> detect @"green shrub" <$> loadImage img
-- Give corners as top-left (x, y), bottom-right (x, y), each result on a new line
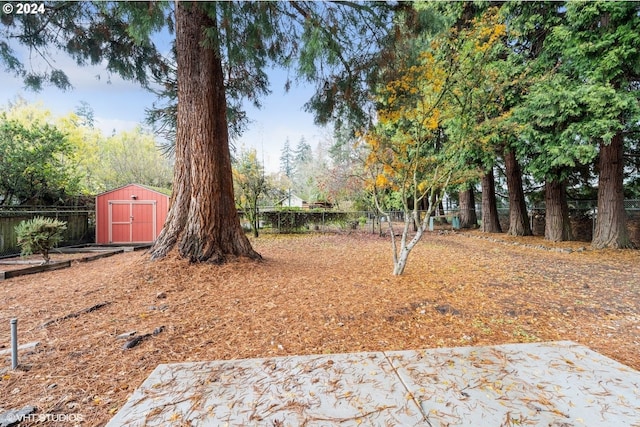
top-left (261, 210), bottom-right (353, 232)
top-left (14, 216), bottom-right (67, 263)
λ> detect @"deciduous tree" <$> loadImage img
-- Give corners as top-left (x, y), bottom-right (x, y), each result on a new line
top-left (233, 148), bottom-right (267, 238)
top-left (96, 126), bottom-right (173, 191)
top-left (0, 113), bottom-right (79, 205)
top-left (365, 36), bottom-right (454, 275)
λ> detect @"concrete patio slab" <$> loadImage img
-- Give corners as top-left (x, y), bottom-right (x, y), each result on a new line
top-left (107, 341), bottom-right (640, 426)
top-left (386, 341), bottom-right (640, 426)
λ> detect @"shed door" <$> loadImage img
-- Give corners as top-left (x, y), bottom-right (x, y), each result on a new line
top-left (108, 201), bottom-right (157, 243)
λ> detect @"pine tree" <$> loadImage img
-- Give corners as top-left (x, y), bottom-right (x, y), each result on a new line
top-left (280, 139), bottom-right (294, 179)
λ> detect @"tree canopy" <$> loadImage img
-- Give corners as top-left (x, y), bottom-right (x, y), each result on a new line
top-left (0, 113), bottom-right (77, 205)
top-left (349, 0), bottom-right (640, 272)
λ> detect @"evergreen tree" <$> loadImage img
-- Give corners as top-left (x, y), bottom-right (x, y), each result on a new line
top-left (1, 1), bottom-right (393, 262)
top-left (294, 137), bottom-right (312, 165)
top-left (280, 138), bottom-right (294, 179)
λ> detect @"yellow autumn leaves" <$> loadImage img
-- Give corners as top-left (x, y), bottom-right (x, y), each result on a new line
top-left (363, 7), bottom-right (507, 196)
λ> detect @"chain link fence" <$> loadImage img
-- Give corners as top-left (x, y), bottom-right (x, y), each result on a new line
top-left (244, 209), bottom-right (461, 235)
top-left (256, 199), bottom-right (640, 243)
top-left (492, 200), bottom-right (640, 243)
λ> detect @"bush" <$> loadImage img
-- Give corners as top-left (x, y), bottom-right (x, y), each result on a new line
top-left (261, 210), bottom-right (353, 232)
top-left (14, 216), bottom-right (67, 263)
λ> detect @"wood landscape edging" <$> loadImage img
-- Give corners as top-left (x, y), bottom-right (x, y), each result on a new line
top-left (0, 260), bottom-right (71, 281)
top-left (0, 248), bottom-right (124, 280)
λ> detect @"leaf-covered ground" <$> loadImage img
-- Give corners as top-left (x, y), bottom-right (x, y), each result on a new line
top-left (1, 231), bottom-right (638, 426)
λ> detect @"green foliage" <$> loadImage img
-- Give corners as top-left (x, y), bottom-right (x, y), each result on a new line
top-left (14, 216), bottom-right (67, 263)
top-left (280, 139), bottom-right (294, 178)
top-left (0, 2), bottom-right (167, 90)
top-left (561, 1), bottom-right (640, 85)
top-left (1, 2), bottom-right (391, 147)
top-left (0, 99), bottom-right (173, 197)
top-left (261, 210), bottom-right (351, 233)
top-left (234, 147), bottom-right (268, 237)
top-left (509, 1), bottom-right (640, 183)
top-left (92, 126), bottom-right (173, 192)
top-left (513, 74), bottom-right (600, 181)
top-left (0, 113), bottom-right (80, 205)
top-left (294, 137), bottom-right (313, 165)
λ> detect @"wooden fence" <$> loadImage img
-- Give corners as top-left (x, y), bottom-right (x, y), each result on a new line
top-left (0, 207), bottom-right (93, 257)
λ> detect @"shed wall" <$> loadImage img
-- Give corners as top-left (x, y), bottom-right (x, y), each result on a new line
top-left (96, 184), bottom-right (169, 244)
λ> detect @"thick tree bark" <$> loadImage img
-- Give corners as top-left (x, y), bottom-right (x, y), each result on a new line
top-left (459, 184), bottom-right (477, 229)
top-left (504, 149), bottom-right (532, 236)
top-left (481, 169), bottom-right (502, 233)
top-left (592, 132), bottom-right (633, 248)
top-left (544, 178), bottom-right (572, 242)
top-left (150, 3), bottom-right (260, 263)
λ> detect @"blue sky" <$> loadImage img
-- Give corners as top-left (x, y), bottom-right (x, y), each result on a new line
top-left (233, 69), bottom-right (329, 173)
top-left (0, 46), bottom-right (326, 173)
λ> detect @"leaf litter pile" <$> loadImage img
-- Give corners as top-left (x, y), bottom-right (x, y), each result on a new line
top-left (0, 231), bottom-right (638, 426)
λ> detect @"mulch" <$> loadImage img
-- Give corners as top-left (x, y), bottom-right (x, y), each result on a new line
top-left (0, 230), bottom-right (638, 426)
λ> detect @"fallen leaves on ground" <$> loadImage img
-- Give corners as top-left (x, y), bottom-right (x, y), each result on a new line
top-left (0, 231), bottom-right (638, 426)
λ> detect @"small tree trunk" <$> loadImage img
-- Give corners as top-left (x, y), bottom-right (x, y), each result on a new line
top-left (428, 190), bottom-right (448, 224)
top-left (544, 178), bottom-right (572, 241)
top-left (459, 184), bottom-right (477, 229)
top-left (481, 169), bottom-right (502, 233)
top-left (438, 200), bottom-right (447, 224)
top-left (252, 203), bottom-right (259, 238)
top-left (504, 149), bottom-right (532, 236)
top-left (253, 215), bottom-right (259, 238)
top-left (150, 3), bottom-right (260, 263)
top-left (592, 132), bottom-right (633, 248)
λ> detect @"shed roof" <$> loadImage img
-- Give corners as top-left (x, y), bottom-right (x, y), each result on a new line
top-left (95, 183), bottom-right (171, 198)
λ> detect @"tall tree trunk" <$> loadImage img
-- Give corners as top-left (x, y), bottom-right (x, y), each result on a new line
top-left (481, 169), bottom-right (502, 233)
top-left (459, 184), bottom-right (477, 228)
top-left (504, 149), bottom-right (532, 236)
top-left (150, 3), bottom-right (260, 263)
top-left (592, 132), bottom-right (632, 248)
top-left (544, 178), bottom-right (572, 241)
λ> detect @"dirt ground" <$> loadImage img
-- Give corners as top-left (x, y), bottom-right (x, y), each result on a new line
top-left (0, 231), bottom-right (638, 426)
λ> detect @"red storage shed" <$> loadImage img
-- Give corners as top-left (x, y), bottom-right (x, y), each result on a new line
top-left (95, 184), bottom-right (170, 244)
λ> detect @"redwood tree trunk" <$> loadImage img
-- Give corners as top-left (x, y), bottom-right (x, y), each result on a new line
top-left (481, 169), bottom-right (502, 233)
top-left (592, 132), bottom-right (632, 248)
top-left (504, 149), bottom-right (532, 236)
top-left (150, 3), bottom-right (260, 263)
top-left (544, 178), bottom-right (572, 242)
top-left (459, 184), bottom-right (477, 229)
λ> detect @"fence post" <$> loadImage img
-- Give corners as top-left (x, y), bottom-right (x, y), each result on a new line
top-left (10, 318), bottom-right (18, 369)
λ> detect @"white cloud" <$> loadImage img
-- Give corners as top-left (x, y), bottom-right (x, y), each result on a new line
top-left (1, 44), bottom-right (326, 171)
